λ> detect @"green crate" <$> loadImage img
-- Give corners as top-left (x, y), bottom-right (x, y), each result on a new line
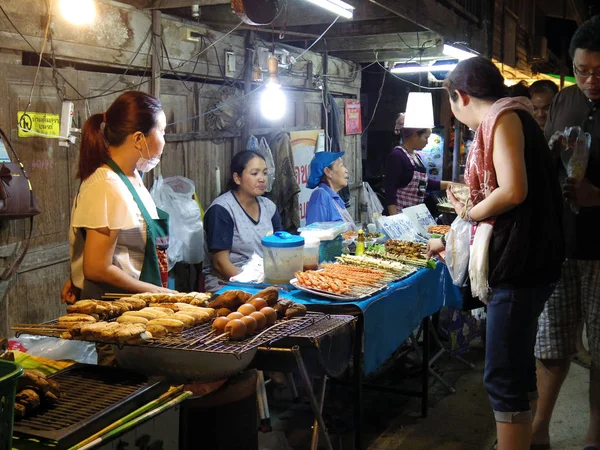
top-left (0, 360), bottom-right (23, 450)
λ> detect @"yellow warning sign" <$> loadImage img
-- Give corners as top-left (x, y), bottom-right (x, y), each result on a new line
top-left (17, 111), bottom-right (60, 138)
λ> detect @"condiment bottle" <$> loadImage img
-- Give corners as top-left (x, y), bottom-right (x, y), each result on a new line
top-left (355, 229), bottom-right (365, 256)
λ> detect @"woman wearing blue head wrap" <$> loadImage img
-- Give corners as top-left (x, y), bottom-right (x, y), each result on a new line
top-left (305, 152), bottom-right (356, 229)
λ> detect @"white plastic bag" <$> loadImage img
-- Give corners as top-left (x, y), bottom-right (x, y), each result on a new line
top-left (10, 335), bottom-right (97, 364)
top-left (361, 182), bottom-right (384, 223)
top-left (469, 222), bottom-right (493, 304)
top-left (151, 176), bottom-right (204, 270)
top-left (445, 216), bottom-right (471, 286)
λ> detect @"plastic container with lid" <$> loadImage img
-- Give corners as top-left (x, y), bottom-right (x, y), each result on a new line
top-left (302, 237), bottom-right (321, 271)
top-left (261, 232), bottom-right (305, 284)
top-left (299, 222), bottom-right (349, 263)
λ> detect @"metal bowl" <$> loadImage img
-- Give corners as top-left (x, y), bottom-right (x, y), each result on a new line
top-left (111, 345), bottom-right (257, 382)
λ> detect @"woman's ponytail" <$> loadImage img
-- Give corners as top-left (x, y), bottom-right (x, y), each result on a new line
top-left (78, 113), bottom-right (109, 181)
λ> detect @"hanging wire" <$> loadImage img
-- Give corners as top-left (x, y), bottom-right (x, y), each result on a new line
top-left (23, 0), bottom-right (53, 116)
top-left (361, 64), bottom-right (387, 135)
top-left (281, 15), bottom-right (339, 68)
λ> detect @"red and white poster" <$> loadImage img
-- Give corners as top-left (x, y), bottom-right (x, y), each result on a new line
top-left (345, 100), bottom-right (362, 135)
top-left (290, 130), bottom-right (325, 227)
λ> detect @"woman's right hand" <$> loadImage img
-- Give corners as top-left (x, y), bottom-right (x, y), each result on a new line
top-left (427, 238), bottom-right (445, 259)
top-left (141, 283), bottom-right (177, 294)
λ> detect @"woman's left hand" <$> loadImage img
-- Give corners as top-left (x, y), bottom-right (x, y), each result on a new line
top-left (447, 189), bottom-right (465, 216)
top-left (61, 279), bottom-right (80, 305)
top-left (427, 238), bottom-right (445, 259)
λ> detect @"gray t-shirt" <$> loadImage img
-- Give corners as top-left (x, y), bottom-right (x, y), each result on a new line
top-left (204, 190), bottom-right (281, 290)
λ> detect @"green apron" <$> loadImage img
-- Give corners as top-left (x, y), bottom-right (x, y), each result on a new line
top-left (81, 159), bottom-right (169, 298)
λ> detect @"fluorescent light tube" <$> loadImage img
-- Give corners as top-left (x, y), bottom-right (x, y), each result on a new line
top-left (442, 44), bottom-right (476, 60)
top-left (303, 0), bottom-right (354, 19)
top-left (391, 64), bottom-right (457, 74)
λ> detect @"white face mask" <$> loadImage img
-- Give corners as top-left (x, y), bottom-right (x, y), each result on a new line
top-left (135, 136), bottom-right (160, 173)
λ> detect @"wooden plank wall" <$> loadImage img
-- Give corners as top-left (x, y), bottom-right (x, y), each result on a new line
top-left (0, 1), bottom-right (361, 336)
top-left (493, 0), bottom-right (535, 76)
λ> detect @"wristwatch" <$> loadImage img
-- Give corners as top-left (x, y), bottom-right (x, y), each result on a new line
top-left (441, 234), bottom-right (447, 247)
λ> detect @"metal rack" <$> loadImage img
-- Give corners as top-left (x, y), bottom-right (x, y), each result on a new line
top-left (13, 312), bottom-right (328, 357)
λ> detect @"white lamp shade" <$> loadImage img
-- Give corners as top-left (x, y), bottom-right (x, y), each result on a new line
top-left (404, 92), bottom-right (434, 129)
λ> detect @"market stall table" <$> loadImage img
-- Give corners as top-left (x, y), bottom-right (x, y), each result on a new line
top-left (218, 263), bottom-right (463, 449)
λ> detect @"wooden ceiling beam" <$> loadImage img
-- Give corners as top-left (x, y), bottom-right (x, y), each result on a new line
top-left (324, 46), bottom-right (444, 63)
top-left (115, 0), bottom-right (229, 9)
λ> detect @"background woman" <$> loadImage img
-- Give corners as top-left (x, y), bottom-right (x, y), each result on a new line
top-left (63, 91), bottom-right (174, 303)
top-left (385, 113), bottom-right (451, 215)
top-left (427, 57), bottom-right (564, 450)
top-left (204, 150), bottom-right (282, 291)
top-left (305, 151), bottom-right (355, 229)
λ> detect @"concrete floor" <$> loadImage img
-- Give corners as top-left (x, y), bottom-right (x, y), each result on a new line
top-left (259, 348), bottom-right (591, 449)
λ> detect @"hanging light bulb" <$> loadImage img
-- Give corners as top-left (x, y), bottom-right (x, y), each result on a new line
top-left (59, 0), bottom-right (96, 25)
top-left (260, 56), bottom-right (286, 121)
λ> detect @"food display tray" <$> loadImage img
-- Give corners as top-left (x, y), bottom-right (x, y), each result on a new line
top-left (12, 364), bottom-right (169, 449)
top-left (290, 278), bottom-right (388, 301)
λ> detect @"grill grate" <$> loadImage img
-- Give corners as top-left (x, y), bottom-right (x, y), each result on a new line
top-left (142, 312), bottom-right (326, 354)
top-left (13, 313), bottom-right (328, 357)
top-left (13, 364), bottom-right (167, 448)
top-left (288, 314), bottom-right (355, 340)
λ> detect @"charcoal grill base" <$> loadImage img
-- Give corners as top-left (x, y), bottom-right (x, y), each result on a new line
top-left (12, 364), bottom-right (169, 449)
top-left (112, 345), bottom-right (258, 382)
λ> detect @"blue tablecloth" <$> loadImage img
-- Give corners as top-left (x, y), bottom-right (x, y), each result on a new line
top-left (217, 264), bottom-right (463, 375)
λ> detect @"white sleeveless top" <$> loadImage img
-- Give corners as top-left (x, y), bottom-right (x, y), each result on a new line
top-left (69, 167), bottom-right (159, 289)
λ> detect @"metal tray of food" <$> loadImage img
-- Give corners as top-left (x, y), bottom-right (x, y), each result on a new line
top-left (290, 278), bottom-right (388, 301)
top-left (13, 364), bottom-right (169, 449)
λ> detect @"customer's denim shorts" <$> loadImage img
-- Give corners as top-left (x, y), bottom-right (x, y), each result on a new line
top-left (484, 285), bottom-right (555, 423)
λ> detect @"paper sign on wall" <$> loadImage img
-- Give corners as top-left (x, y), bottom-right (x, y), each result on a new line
top-left (291, 130), bottom-right (325, 227)
top-left (17, 111), bottom-right (60, 138)
top-left (345, 100), bottom-right (362, 135)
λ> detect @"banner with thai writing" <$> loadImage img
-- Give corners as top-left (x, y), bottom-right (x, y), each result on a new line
top-left (291, 130), bottom-right (325, 227)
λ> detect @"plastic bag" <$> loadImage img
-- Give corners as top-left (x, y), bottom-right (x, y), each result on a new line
top-left (469, 222), bottom-right (493, 304)
top-left (10, 335), bottom-right (97, 364)
top-left (360, 182), bottom-right (384, 223)
top-left (558, 126), bottom-right (591, 214)
top-left (248, 135), bottom-right (276, 192)
top-left (445, 216), bottom-right (471, 286)
top-left (151, 176), bottom-right (204, 270)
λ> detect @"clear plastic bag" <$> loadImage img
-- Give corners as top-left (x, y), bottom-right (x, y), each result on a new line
top-left (151, 176), bottom-right (204, 269)
top-left (445, 216), bottom-right (471, 286)
top-left (249, 136), bottom-right (276, 192)
top-left (10, 335), bottom-right (97, 364)
top-left (361, 182), bottom-right (384, 223)
top-left (558, 126), bottom-right (592, 214)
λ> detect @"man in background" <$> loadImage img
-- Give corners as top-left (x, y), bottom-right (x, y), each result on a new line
top-left (530, 80), bottom-right (559, 129)
top-left (533, 14), bottom-right (600, 450)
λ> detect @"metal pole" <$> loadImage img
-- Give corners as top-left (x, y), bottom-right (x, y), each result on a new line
top-left (292, 347), bottom-right (334, 450)
top-left (242, 30), bottom-right (255, 145)
top-left (311, 376), bottom-right (328, 450)
top-left (151, 10), bottom-right (161, 98)
top-left (452, 121), bottom-right (462, 182)
top-left (149, 9), bottom-right (162, 187)
top-left (323, 49), bottom-right (329, 151)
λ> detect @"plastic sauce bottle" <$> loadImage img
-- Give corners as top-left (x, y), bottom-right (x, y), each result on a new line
top-left (355, 229), bottom-right (365, 256)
